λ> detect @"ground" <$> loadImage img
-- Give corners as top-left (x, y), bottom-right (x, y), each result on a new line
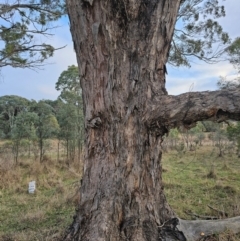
top-left (1, 140), bottom-right (240, 240)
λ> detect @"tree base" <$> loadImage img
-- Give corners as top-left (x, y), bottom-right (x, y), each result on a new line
top-left (63, 216), bottom-right (240, 241)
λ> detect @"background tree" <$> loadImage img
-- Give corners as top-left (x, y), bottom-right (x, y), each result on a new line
top-left (227, 37), bottom-right (240, 73)
top-left (201, 120), bottom-right (220, 132)
top-left (0, 95), bottom-right (30, 137)
top-left (217, 37), bottom-right (240, 89)
top-left (227, 122), bottom-right (240, 158)
top-left (31, 100), bottom-right (59, 162)
top-left (10, 111), bottom-right (38, 163)
top-left (56, 101), bottom-right (78, 164)
top-left (180, 122), bottom-right (205, 150)
top-left (212, 124), bottom-right (228, 157)
top-left (0, 0), bottom-right (64, 68)
top-left (64, 0), bottom-right (240, 240)
top-left (166, 128), bottom-right (180, 150)
top-left (217, 75), bottom-right (240, 90)
top-left (56, 65), bottom-right (84, 161)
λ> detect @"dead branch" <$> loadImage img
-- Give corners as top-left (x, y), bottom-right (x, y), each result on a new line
top-left (184, 211), bottom-right (218, 220)
top-left (178, 216), bottom-right (240, 241)
top-left (207, 205), bottom-right (228, 218)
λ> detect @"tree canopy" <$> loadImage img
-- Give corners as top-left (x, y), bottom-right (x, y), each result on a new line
top-left (227, 37), bottom-right (240, 73)
top-left (0, 0), bottom-right (233, 70)
top-left (168, 0), bottom-right (230, 67)
top-left (0, 0), bottom-right (64, 69)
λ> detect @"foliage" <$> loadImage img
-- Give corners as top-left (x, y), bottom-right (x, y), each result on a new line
top-left (56, 101), bottom-right (79, 162)
top-left (226, 37), bottom-right (240, 73)
top-left (227, 122), bottom-right (240, 157)
top-left (55, 65), bottom-right (84, 162)
top-left (208, 124), bottom-right (228, 157)
top-left (217, 76), bottom-right (240, 90)
top-left (0, 95), bottom-right (30, 137)
top-left (0, 1), bottom-right (231, 69)
top-left (0, 0), bottom-right (65, 68)
top-left (201, 121), bottom-right (219, 132)
top-left (11, 111), bottom-right (38, 140)
top-left (0, 93), bottom-right (84, 163)
top-left (217, 37), bottom-right (240, 90)
top-left (189, 122), bottom-right (205, 146)
top-left (170, 0), bottom-right (230, 67)
top-left (55, 65), bottom-right (81, 104)
top-left (11, 111), bottom-right (38, 163)
top-left (166, 128), bottom-right (180, 150)
top-left (31, 100), bottom-right (59, 161)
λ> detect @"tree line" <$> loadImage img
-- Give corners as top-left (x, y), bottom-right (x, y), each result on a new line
top-left (0, 65), bottom-right (84, 164)
top-left (164, 121), bottom-right (240, 158)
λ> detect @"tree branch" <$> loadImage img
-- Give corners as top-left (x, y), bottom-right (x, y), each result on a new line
top-left (145, 90), bottom-right (240, 132)
top-left (0, 3), bottom-right (61, 17)
top-left (177, 217), bottom-right (240, 241)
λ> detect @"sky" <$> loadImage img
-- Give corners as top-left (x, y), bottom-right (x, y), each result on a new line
top-left (0, 1), bottom-right (239, 101)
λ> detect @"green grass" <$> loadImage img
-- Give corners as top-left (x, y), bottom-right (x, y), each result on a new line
top-left (1, 144), bottom-right (240, 240)
top-left (162, 146), bottom-right (240, 220)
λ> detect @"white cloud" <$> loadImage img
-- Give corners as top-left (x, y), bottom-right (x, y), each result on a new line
top-left (38, 85), bottom-right (60, 99)
top-left (219, 0), bottom-right (240, 39)
top-left (167, 60), bottom-right (237, 95)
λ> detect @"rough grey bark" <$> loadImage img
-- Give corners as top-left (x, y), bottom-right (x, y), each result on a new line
top-left (146, 90), bottom-right (240, 130)
top-left (64, 0), bottom-right (240, 240)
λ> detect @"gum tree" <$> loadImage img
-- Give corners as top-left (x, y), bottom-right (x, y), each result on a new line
top-left (56, 65), bottom-right (84, 160)
top-left (31, 101), bottom-right (59, 162)
top-left (64, 1), bottom-right (240, 240)
top-left (11, 111), bottom-right (38, 164)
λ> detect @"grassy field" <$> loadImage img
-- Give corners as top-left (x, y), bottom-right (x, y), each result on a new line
top-left (0, 156), bottom-right (82, 241)
top-left (163, 145), bottom-right (240, 240)
top-left (163, 146), bottom-right (240, 219)
top-left (1, 144), bottom-right (240, 240)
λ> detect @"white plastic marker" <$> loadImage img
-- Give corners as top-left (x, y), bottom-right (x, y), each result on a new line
top-left (28, 181), bottom-right (36, 194)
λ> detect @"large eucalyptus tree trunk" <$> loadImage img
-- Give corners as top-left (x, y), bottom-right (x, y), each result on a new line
top-left (64, 1), bottom-right (240, 240)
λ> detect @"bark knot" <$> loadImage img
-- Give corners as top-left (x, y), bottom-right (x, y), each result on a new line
top-left (87, 117), bottom-right (102, 128)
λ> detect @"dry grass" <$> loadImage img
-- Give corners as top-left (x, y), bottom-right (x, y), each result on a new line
top-left (0, 148), bottom-right (83, 241)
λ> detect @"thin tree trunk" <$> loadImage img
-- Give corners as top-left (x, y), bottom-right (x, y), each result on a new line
top-left (57, 140), bottom-right (60, 162)
top-left (39, 139), bottom-right (43, 162)
top-left (66, 139), bottom-right (69, 164)
top-left (13, 140), bottom-right (19, 165)
top-left (28, 140), bottom-right (31, 158)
